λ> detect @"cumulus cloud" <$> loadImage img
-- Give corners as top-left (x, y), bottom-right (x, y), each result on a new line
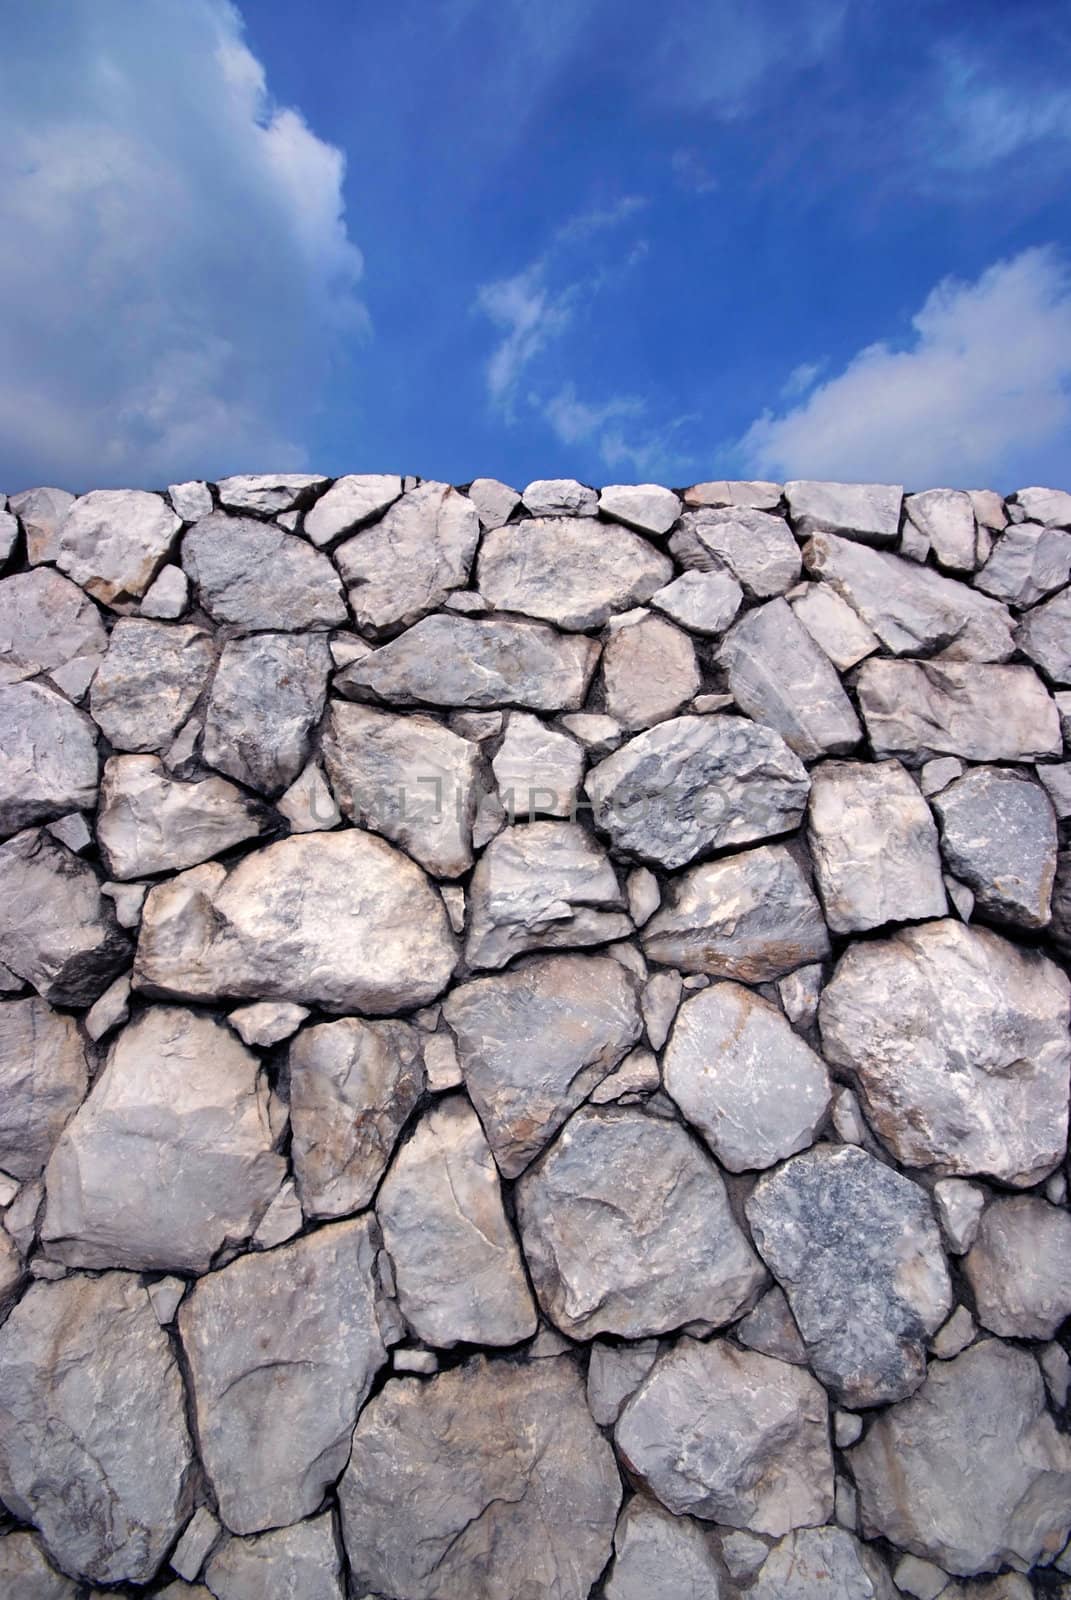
top-left (738, 247), bottom-right (1071, 489)
top-left (0, 0), bottom-right (365, 490)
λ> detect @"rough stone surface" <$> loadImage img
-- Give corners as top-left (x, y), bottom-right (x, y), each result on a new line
top-left (182, 513), bottom-right (346, 632)
top-left (790, 581), bottom-right (879, 669)
top-left (522, 478), bottom-right (598, 516)
top-left (334, 481), bottom-right (479, 632)
top-left (933, 765), bottom-right (1058, 928)
top-left (598, 483), bottom-right (681, 536)
top-left (97, 755), bottom-right (265, 879)
top-left (857, 659), bottom-right (1061, 762)
top-left (302, 472), bottom-right (402, 544)
top-left (586, 1341), bottom-right (662, 1427)
top-left (1017, 585), bottom-right (1071, 683)
top-left (600, 613), bottom-right (701, 729)
top-left (0, 680), bottom-right (99, 836)
top-left (479, 516), bottom-right (672, 629)
top-left (53, 489), bottom-right (182, 606)
top-left (0, 567), bottom-right (107, 687)
top-left (905, 488), bottom-right (978, 571)
top-left (90, 620), bottom-right (215, 752)
top-left (603, 1497), bottom-right (724, 1600)
top-left (466, 476), bottom-right (520, 528)
top-left (720, 598), bottom-right (862, 758)
top-left (737, 1285), bottom-right (809, 1365)
top-left (215, 474), bottom-right (326, 516)
top-left (9, 486), bottom-right (75, 565)
top-left (963, 1196), bottom-right (1071, 1339)
top-left (0, 998), bottom-right (88, 1180)
top-left (670, 505), bottom-right (801, 597)
top-left (933, 1178), bottom-right (987, 1254)
top-left (976, 521), bottom-right (1071, 605)
top-left (491, 711), bottom-right (583, 819)
top-left (750, 1526), bottom-right (898, 1600)
top-left (0, 1530), bottom-right (80, 1597)
top-left (140, 562), bottom-right (188, 618)
top-left (203, 632), bottom-right (331, 796)
top-left (786, 480), bottom-right (902, 545)
top-left (0, 829), bottom-right (130, 1005)
top-left (204, 1516), bottom-right (343, 1600)
top-left (649, 566), bottom-right (743, 634)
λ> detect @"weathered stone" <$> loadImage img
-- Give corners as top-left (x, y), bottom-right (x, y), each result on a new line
top-left (84, 970), bottom-right (131, 1041)
top-left (670, 506), bottom-right (801, 596)
top-left (964, 1196), bottom-right (1071, 1340)
top-left (479, 517), bottom-right (672, 630)
top-left (1011, 486), bottom-right (1071, 526)
top-left (931, 1304), bottom-right (976, 1360)
top-left (465, 821), bottom-right (630, 969)
top-left (203, 632), bottom-right (330, 795)
top-left (819, 920), bottom-right (1070, 1186)
top-left (746, 1144), bottom-right (951, 1406)
top-left (322, 701), bottom-right (479, 875)
top-left (598, 484), bottom-right (681, 537)
top-left (586, 1340), bottom-right (662, 1426)
top-left (1037, 760), bottom-right (1071, 819)
top-left (750, 1526), bottom-right (897, 1600)
top-left (933, 766), bottom-right (1057, 928)
top-left (933, 1178), bottom-right (986, 1254)
top-left (778, 962), bottom-right (823, 1028)
top-left (179, 1217), bottom-right (386, 1535)
top-left (586, 714), bottom-right (809, 870)
top-left (140, 563), bottom-right (188, 619)
top-left (90, 620), bottom-right (215, 752)
top-left (227, 1000), bottom-right (308, 1047)
top-left (1040, 1342), bottom-right (1071, 1408)
top-left (642, 843), bottom-right (830, 981)
top-left (737, 1285), bottom-right (808, 1365)
top-left (0, 681), bottom-right (98, 836)
top-left (249, 1178), bottom-right (301, 1249)
top-left (522, 478), bottom-right (598, 516)
top-left (720, 598), bottom-right (862, 759)
top-left (168, 480), bottom-right (214, 522)
top-left (54, 489), bottom-right (181, 606)
top-left (975, 522), bottom-right (1071, 605)
top-left (148, 1276), bottom-right (186, 1326)
top-left (97, 755), bottom-right (264, 879)
top-left (684, 479), bottom-right (781, 510)
top-left (0, 568), bottom-right (107, 687)
top-left (786, 480), bottom-right (902, 546)
top-left (378, 1095), bottom-right (537, 1347)
top-left (1016, 585), bottom-right (1071, 684)
top-left (302, 473), bottom-right (402, 544)
top-left (857, 659), bottom-right (1060, 762)
top-left (466, 476), bottom-right (520, 528)
top-left (590, 1044), bottom-right (659, 1103)
top-left (491, 711), bottom-right (583, 819)
top-left (559, 710), bottom-right (623, 752)
top-left (650, 567), bottom-right (743, 635)
top-left (599, 613), bottom-right (700, 732)
top-left (203, 1512), bottom-right (343, 1600)
top-left (616, 1337), bottom-right (832, 1534)
top-left (135, 830), bottom-right (458, 1012)
top-left (339, 614), bottom-right (599, 710)
top-left (182, 513), bottom-right (345, 632)
top-left (664, 982), bottom-right (831, 1171)
top-left (0, 829), bottom-right (129, 1005)
top-left (340, 1353), bottom-right (620, 1600)
top-left (0, 1273), bottom-right (192, 1584)
top-left (850, 1340), bottom-right (1071, 1576)
top-left (8, 486), bottom-right (75, 564)
top-left (171, 1508), bottom-right (222, 1583)
top-left (335, 481), bottom-right (479, 632)
top-left (603, 1497), bottom-right (723, 1600)
top-left (517, 1106), bottom-right (765, 1338)
top-left (100, 879), bottom-right (148, 929)
top-left (215, 474), bottom-right (326, 515)
top-left (920, 755), bottom-right (963, 795)
top-left (0, 998), bottom-right (88, 1181)
top-left (276, 761), bottom-right (340, 832)
top-left (903, 488), bottom-right (977, 571)
top-left (289, 1015), bottom-right (424, 1218)
top-left (45, 812), bottom-right (91, 856)
top-left (0, 1530), bottom-right (79, 1597)
top-left (626, 866), bottom-right (659, 929)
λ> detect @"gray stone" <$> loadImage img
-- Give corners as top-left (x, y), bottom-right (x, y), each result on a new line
top-left (228, 1001), bottom-right (308, 1047)
top-left (179, 1217), bottom-right (387, 1535)
top-left (522, 478), bottom-right (598, 516)
top-left (182, 513), bottom-right (345, 632)
top-left (586, 714), bottom-right (810, 871)
top-left (339, 615), bottom-right (599, 710)
top-left (975, 522), bottom-right (1071, 605)
top-left (516, 1106), bottom-right (765, 1339)
top-left (603, 1497), bottom-right (724, 1600)
top-left (215, 474), bottom-right (327, 515)
top-left (148, 1276), bottom-right (186, 1325)
top-left (933, 766), bottom-right (1057, 928)
top-left (466, 476), bottom-right (520, 528)
top-left (423, 1026), bottom-right (462, 1089)
top-left (171, 1508), bottom-right (222, 1583)
top-left (931, 1305), bottom-right (976, 1360)
top-left (586, 1340), bottom-right (662, 1426)
top-left (819, 920), bottom-right (1070, 1186)
top-left (0, 568), bottom-right (107, 687)
top-left (478, 516), bottom-right (672, 629)
top-left (720, 597), bottom-right (862, 759)
top-left (933, 1179), bottom-right (987, 1254)
top-left (340, 1353), bottom-right (621, 1600)
top-left (203, 632), bottom-right (331, 795)
top-left (84, 970), bottom-right (131, 1041)
top-left (1016, 585), bottom-right (1071, 683)
top-left (1011, 486), bottom-right (1071, 526)
top-left (786, 480), bottom-right (902, 546)
top-left (905, 488), bottom-right (978, 571)
top-left (969, 488), bottom-right (1008, 529)
top-left (642, 843), bottom-right (830, 982)
top-left (920, 755), bottom-right (963, 795)
top-left (964, 1196), bottom-right (1071, 1340)
top-left (1037, 760), bottom-right (1071, 818)
top-left (0, 681), bottom-right (98, 836)
top-left (302, 473), bottom-right (402, 544)
top-left (250, 1179), bottom-right (302, 1249)
top-left (857, 660), bottom-right (1061, 762)
top-left (46, 811), bottom-right (92, 854)
top-left (377, 1095), bottom-right (537, 1347)
top-left (101, 878), bottom-right (148, 928)
top-left (492, 712), bottom-right (583, 819)
top-left (0, 829), bottom-right (129, 1005)
top-left (135, 830), bottom-right (458, 1013)
top-left (750, 1526), bottom-right (897, 1600)
top-left (0, 1530), bottom-right (79, 1597)
top-left (322, 701), bottom-right (479, 875)
top-left (627, 865), bottom-right (660, 927)
top-left (746, 1144), bottom-right (952, 1406)
top-left (0, 1273), bottom-right (192, 1584)
top-left (664, 982), bottom-right (831, 1171)
top-left (834, 1410), bottom-right (863, 1448)
top-left (650, 567), bottom-right (743, 635)
top-left (289, 1015), bottom-right (425, 1218)
top-left (0, 998), bottom-right (88, 1181)
top-left (204, 1513), bottom-right (343, 1600)
top-left (790, 582), bottom-right (879, 669)
top-left (642, 969), bottom-right (684, 1051)
top-left (276, 761), bottom-right (341, 832)
top-left (334, 481), bottom-right (479, 632)
top-left (54, 489), bottom-right (181, 606)
top-left (601, 613), bottom-right (700, 730)
top-left (598, 483), bottom-right (681, 537)
top-left (684, 479), bottom-right (781, 510)
top-left (670, 506), bottom-right (801, 596)
top-left (394, 1346), bottom-right (438, 1374)
top-left (449, 708), bottom-right (503, 740)
top-left (168, 480), bottom-right (214, 522)
top-left (1040, 1341), bottom-right (1071, 1408)
top-left (850, 1339), bottom-right (1071, 1576)
top-left (615, 1337), bottom-right (832, 1534)
top-left (90, 620), bottom-right (215, 752)
top-left (778, 962), bottom-right (824, 1028)
top-left (97, 755), bottom-right (265, 879)
top-left (9, 486), bottom-right (75, 565)
top-left (736, 1285), bottom-right (808, 1365)
top-left (559, 710), bottom-right (623, 752)
top-left (140, 563), bottom-right (188, 618)
top-left (720, 1530), bottom-right (769, 1583)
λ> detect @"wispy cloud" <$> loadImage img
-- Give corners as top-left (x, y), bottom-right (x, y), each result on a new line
top-left (926, 46), bottom-right (1071, 174)
top-left (542, 383), bottom-right (698, 481)
top-left (671, 149), bottom-right (719, 195)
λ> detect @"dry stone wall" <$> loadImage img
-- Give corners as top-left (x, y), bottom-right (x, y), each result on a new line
top-left (0, 470), bottom-right (1070, 1598)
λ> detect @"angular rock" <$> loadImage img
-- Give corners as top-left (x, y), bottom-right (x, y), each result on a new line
top-left (522, 478), bottom-right (598, 516)
top-left (0, 681), bottom-right (98, 836)
top-left (54, 489), bottom-right (181, 606)
top-left (168, 480), bottom-right (214, 522)
top-left (340, 1353), bottom-right (620, 1600)
top-left (720, 598), bottom-right (861, 759)
top-left (203, 632), bottom-right (331, 795)
top-left (684, 479), bottom-right (782, 509)
top-left (933, 1178), bottom-right (986, 1254)
top-left (90, 620), bottom-right (215, 752)
top-left (516, 1105), bottom-right (765, 1339)
top-left (850, 1339), bottom-right (1071, 1575)
top-left (277, 760), bottom-right (340, 832)
top-left (790, 582), bottom-right (879, 670)
top-left (786, 480), bottom-right (902, 546)
top-left (204, 1513), bottom-right (343, 1600)
top-left (9, 486), bottom-right (75, 565)
top-left (171, 1508), bottom-right (222, 1582)
top-left (339, 614), bottom-right (599, 710)
top-left (600, 613), bottom-right (700, 730)
top-left (586, 714), bottom-right (809, 871)
top-left (443, 954), bottom-right (641, 1176)
top-left (215, 474), bottom-right (327, 515)
top-left (135, 830), bottom-right (457, 1012)
top-left (590, 1043), bottom-right (659, 1102)
top-left (0, 829), bottom-right (129, 1005)
top-left (491, 711), bottom-right (583, 819)
top-left (975, 522), bottom-right (1071, 606)
top-left (97, 755), bottom-right (265, 879)
top-left (737, 1285), bottom-right (808, 1365)
top-left (302, 472), bottom-right (402, 545)
top-left (228, 1000), bottom-right (308, 1047)
top-left (1016, 585), bottom-right (1071, 684)
top-left (615, 1337), bottom-right (832, 1534)
top-left (650, 567), bottom-right (743, 635)
top-left (819, 920), bottom-right (1070, 1186)
top-left (0, 998), bottom-right (88, 1181)
top-left (932, 765), bottom-right (1057, 928)
top-left (181, 513), bottom-right (345, 632)
top-left (670, 506), bottom-right (801, 596)
top-left (857, 659), bottom-right (1060, 762)
top-left (964, 1196), bottom-right (1071, 1340)
top-left (778, 962), bottom-right (824, 1028)
top-left (0, 568), bottom-right (107, 687)
top-left (466, 476), bottom-right (520, 528)
top-left (1011, 485), bottom-right (1071, 526)
top-left (603, 1497), bottom-right (723, 1600)
top-left (0, 1531), bottom-right (79, 1597)
top-left (750, 1526), bottom-right (897, 1600)
top-left (0, 1273), bottom-right (192, 1584)
top-left (642, 843), bottom-right (830, 981)
top-left (586, 1340), bottom-right (662, 1426)
top-left (478, 517), bottom-right (672, 629)
top-left (663, 982), bottom-right (831, 1171)
top-left (334, 481), bottom-right (479, 632)
top-left (140, 563), bottom-right (188, 619)
top-left (904, 488), bottom-right (978, 571)
top-left (84, 970), bottom-right (131, 1042)
top-left (746, 1144), bottom-right (952, 1406)
top-left (931, 1304), bottom-right (976, 1359)
top-left (598, 483), bottom-right (681, 537)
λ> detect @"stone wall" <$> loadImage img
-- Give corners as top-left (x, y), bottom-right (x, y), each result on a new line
top-left (0, 471), bottom-right (1070, 1599)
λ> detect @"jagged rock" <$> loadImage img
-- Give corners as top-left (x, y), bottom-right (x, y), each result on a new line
top-left (603, 1498), bottom-right (723, 1600)
top-left (670, 506), bottom-right (801, 596)
top-left (790, 582), bottom-right (879, 670)
top-left (140, 563), bottom-right (188, 619)
top-left (586, 1341), bottom-right (662, 1426)
top-left (179, 1217), bottom-right (386, 1535)
top-left (598, 484), bottom-right (681, 536)
top-left (920, 755), bottom-right (964, 795)
top-left (964, 1196), bottom-right (1071, 1340)
top-left (0, 568), bottom-right (107, 687)
top-left (228, 1000), bottom-right (308, 1047)
top-left (932, 766), bottom-right (1057, 928)
top-left (466, 476), bottom-right (520, 528)
top-left (491, 712), bottom-right (583, 820)
top-left (53, 489), bottom-right (182, 606)
top-left (720, 598), bottom-right (862, 759)
top-left (850, 1339), bottom-right (1071, 1575)
top-left (170, 1508), bottom-right (222, 1583)
top-left (9, 486), bottom-right (75, 564)
top-left (478, 517), bottom-right (672, 629)
top-left (181, 514), bottom-right (345, 632)
top-left (586, 714), bottom-right (809, 871)
top-left (134, 830), bottom-right (458, 1012)
top-left (903, 487), bottom-right (978, 571)
top-left (750, 1526), bottom-right (897, 1600)
top-left (42, 1007), bottom-right (284, 1272)
top-left (737, 1285), bottom-right (808, 1364)
top-left (516, 1106), bottom-right (765, 1338)
top-left (649, 567), bottom-right (743, 635)
top-left (289, 1015), bottom-right (425, 1218)
top-left (334, 481), bottom-right (479, 632)
top-left (277, 760), bottom-right (340, 832)
top-left (0, 1530), bottom-right (79, 1596)
top-left (215, 474), bottom-right (326, 515)
top-left (931, 1304), bottom-right (977, 1359)
top-left (933, 1178), bottom-right (986, 1254)
top-left (786, 480), bottom-right (902, 545)
top-left (90, 620), bottom-right (215, 752)
top-left (807, 759), bottom-right (946, 932)
top-left (340, 1353), bottom-right (620, 1600)
top-left (627, 866), bottom-right (660, 926)
top-left (148, 1277), bottom-right (186, 1325)
top-left (857, 660), bottom-right (1060, 762)
top-left (778, 962), bottom-right (823, 1028)
top-left (339, 614), bottom-right (599, 710)
top-left (0, 829), bottom-right (129, 1005)
top-left (720, 1531), bottom-right (770, 1583)
top-left (377, 1095), bottom-right (536, 1347)
top-left (168, 480), bottom-right (213, 522)
top-left (746, 1144), bottom-right (951, 1406)
top-left (96, 755), bottom-right (265, 879)
top-left (637, 969), bottom-right (680, 1049)
top-left (0, 681), bottom-right (98, 836)
top-left (819, 920), bottom-right (1070, 1185)
top-left (443, 953), bottom-right (641, 1176)
top-left (642, 843), bottom-right (830, 981)
top-left (1012, 486), bottom-right (1071, 525)
top-left (203, 632), bottom-right (331, 797)
top-left (84, 970), bottom-right (131, 1041)
top-left (1016, 585), bottom-right (1071, 684)
top-left (599, 613), bottom-right (701, 731)
top-left (615, 1337), bottom-right (832, 1534)
top-left (0, 998), bottom-right (88, 1180)
top-left (0, 1273), bottom-right (192, 1584)
top-left (663, 982), bottom-right (830, 1171)
top-left (302, 473), bottom-right (402, 544)
top-left (250, 1180), bottom-right (302, 1249)
top-left (522, 478), bottom-right (598, 516)
top-left (204, 1515), bottom-right (343, 1600)
top-left (975, 523), bottom-right (1071, 605)
top-left (465, 821), bottom-right (630, 969)
top-left (590, 1044), bottom-right (659, 1102)
top-left (684, 479), bottom-right (781, 509)
top-left (322, 701), bottom-right (479, 875)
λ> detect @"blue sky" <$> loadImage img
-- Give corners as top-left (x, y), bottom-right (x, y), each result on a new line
top-left (2, 0), bottom-right (1071, 492)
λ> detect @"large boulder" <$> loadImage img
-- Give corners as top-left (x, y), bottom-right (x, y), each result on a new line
top-left (719, 598), bottom-right (862, 759)
top-left (202, 632), bottom-right (331, 796)
top-left (856, 660), bottom-right (1060, 763)
top-left (53, 489), bottom-right (181, 607)
top-left (932, 766), bottom-right (1058, 928)
top-left (96, 754), bottom-right (266, 879)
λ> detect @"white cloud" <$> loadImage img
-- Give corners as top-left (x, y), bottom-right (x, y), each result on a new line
top-left (0, 0), bottom-right (365, 490)
top-left (542, 383), bottom-right (697, 481)
top-left (738, 247), bottom-right (1071, 489)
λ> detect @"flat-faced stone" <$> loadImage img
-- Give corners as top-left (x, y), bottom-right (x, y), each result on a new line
top-left (0, 568), bottom-right (107, 687)
top-left (975, 522), bottom-right (1071, 605)
top-left (0, 998), bottom-right (88, 1181)
top-left (650, 567), bottom-right (743, 635)
top-left (903, 488), bottom-right (978, 571)
top-left (684, 479), bottom-right (782, 509)
top-left (964, 1196), bottom-right (1071, 1340)
top-left (0, 681), bottom-right (98, 836)
top-left (0, 829), bottom-right (129, 1006)
top-left (168, 480), bottom-right (214, 522)
top-left (1011, 485), bottom-right (1071, 526)
top-left (786, 480), bottom-right (902, 545)
top-left (97, 755), bottom-right (265, 879)
top-left (0, 1531), bottom-right (80, 1597)
top-left (1016, 585), bottom-right (1071, 684)
top-left (857, 660), bottom-right (1060, 762)
top-left (586, 1341), bottom-right (662, 1427)
top-left (90, 620), bottom-right (215, 752)
top-left (522, 478), bottom-right (598, 516)
top-left (9, 486), bottom-right (75, 565)
top-left (203, 1513), bottom-right (343, 1600)
top-left (54, 489), bottom-right (181, 606)
top-left (276, 760), bottom-right (341, 832)
top-left (181, 513), bottom-right (346, 631)
top-left (334, 481), bottom-right (479, 632)
top-left (598, 484), bottom-right (681, 537)
top-left (466, 476), bottom-right (520, 528)
top-left (491, 711), bottom-right (583, 819)
top-left (600, 613), bottom-right (700, 731)
top-left (214, 474), bottom-right (327, 515)
top-left (737, 1284), bottom-right (808, 1364)
top-left (789, 582), bottom-right (879, 670)
top-left (603, 1497), bottom-right (724, 1600)
top-left (932, 765), bottom-right (1057, 928)
top-left (670, 506), bottom-right (801, 596)
top-left (933, 1178), bottom-right (986, 1254)
top-left (478, 517), bottom-right (672, 629)
top-left (302, 473), bottom-right (402, 545)
top-left (203, 632), bottom-right (331, 795)
top-left (750, 1526), bottom-right (897, 1600)
top-left (140, 562), bottom-right (188, 618)
top-left (720, 598), bottom-right (861, 759)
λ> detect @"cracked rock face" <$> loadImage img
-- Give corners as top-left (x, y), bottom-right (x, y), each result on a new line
top-left (182, 513), bottom-right (346, 632)
top-left (720, 598), bottom-right (862, 759)
top-left (0, 567), bottom-right (107, 688)
top-left (53, 489), bottom-right (182, 607)
top-left (749, 1526), bottom-right (898, 1600)
top-left (932, 765), bottom-right (1058, 928)
top-left (90, 619), bottom-right (215, 752)
top-left (0, 828), bottom-right (129, 1005)
top-left (857, 659), bottom-right (1061, 763)
top-left (203, 632), bottom-right (332, 796)
top-left (670, 506), bottom-right (801, 596)
top-left (0, 680), bottom-right (99, 836)
top-left (96, 754), bottom-right (266, 879)
top-left (335, 480), bottom-right (479, 632)
top-left (203, 1512), bottom-right (344, 1600)
top-left (600, 613), bottom-right (700, 730)
top-left (478, 516), bottom-right (672, 629)
top-left (603, 1497), bottom-right (724, 1600)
